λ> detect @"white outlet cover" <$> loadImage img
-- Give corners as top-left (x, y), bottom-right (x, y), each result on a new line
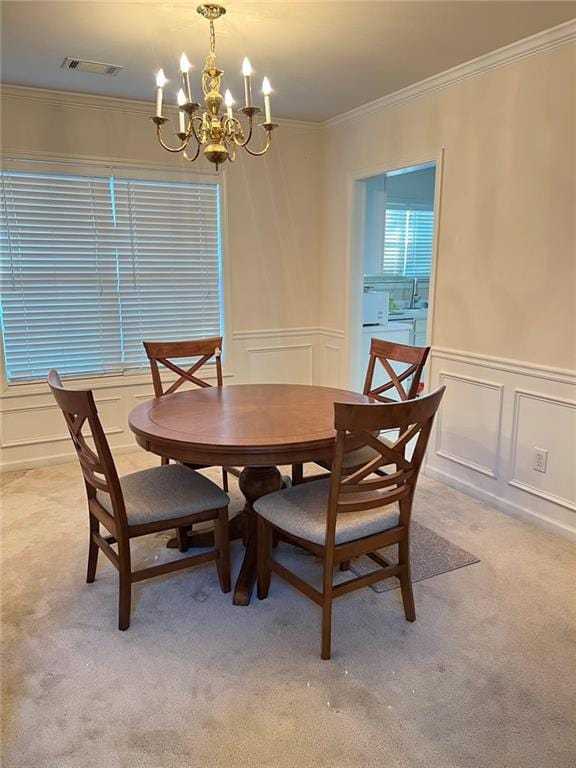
top-left (533, 447), bottom-right (548, 473)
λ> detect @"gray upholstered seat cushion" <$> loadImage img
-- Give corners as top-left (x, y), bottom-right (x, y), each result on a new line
top-left (96, 464), bottom-right (229, 526)
top-left (317, 432), bottom-right (395, 471)
top-left (253, 478), bottom-right (400, 546)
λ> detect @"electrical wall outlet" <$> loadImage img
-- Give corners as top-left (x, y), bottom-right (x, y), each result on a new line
top-left (533, 448), bottom-right (548, 474)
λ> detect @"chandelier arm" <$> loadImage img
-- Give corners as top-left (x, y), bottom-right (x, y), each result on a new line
top-left (183, 139), bottom-right (202, 163)
top-left (223, 116), bottom-right (243, 140)
top-left (230, 113), bottom-right (256, 148)
top-left (232, 123), bottom-right (254, 148)
top-left (227, 138), bottom-right (237, 163)
top-left (241, 128), bottom-right (273, 157)
top-left (189, 116), bottom-right (205, 145)
top-left (155, 124), bottom-right (188, 153)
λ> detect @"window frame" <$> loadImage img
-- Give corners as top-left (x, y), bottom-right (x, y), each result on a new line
top-left (0, 157), bottom-right (230, 393)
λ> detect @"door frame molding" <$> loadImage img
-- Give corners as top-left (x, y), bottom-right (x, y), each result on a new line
top-left (343, 149), bottom-right (445, 388)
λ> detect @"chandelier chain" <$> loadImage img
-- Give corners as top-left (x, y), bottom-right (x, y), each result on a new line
top-left (209, 20), bottom-right (216, 54)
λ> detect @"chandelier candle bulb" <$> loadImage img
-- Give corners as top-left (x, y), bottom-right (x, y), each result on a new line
top-left (262, 77), bottom-right (272, 123)
top-left (242, 57), bottom-right (253, 106)
top-left (155, 69), bottom-right (167, 117)
top-left (177, 89), bottom-right (187, 133)
top-left (224, 89), bottom-right (234, 120)
top-left (180, 53), bottom-right (192, 102)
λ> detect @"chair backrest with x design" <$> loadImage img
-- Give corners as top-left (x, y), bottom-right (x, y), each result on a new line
top-left (363, 338), bottom-right (430, 402)
top-left (326, 387), bottom-right (445, 544)
top-left (47, 369), bottom-right (128, 529)
top-left (142, 337), bottom-right (224, 397)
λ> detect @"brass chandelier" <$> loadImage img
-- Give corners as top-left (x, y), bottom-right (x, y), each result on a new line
top-left (152, 3), bottom-right (278, 169)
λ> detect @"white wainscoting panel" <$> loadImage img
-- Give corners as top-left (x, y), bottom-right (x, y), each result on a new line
top-left (316, 329), bottom-right (346, 387)
top-left (0, 396), bottom-right (123, 449)
top-left (245, 344), bottom-right (314, 385)
top-left (427, 348), bottom-right (576, 540)
top-left (509, 389), bottom-right (576, 512)
top-left (322, 345), bottom-right (343, 387)
top-left (435, 372), bottom-right (503, 478)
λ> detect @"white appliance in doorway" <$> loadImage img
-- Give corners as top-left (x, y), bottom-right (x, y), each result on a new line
top-left (363, 289), bottom-right (389, 326)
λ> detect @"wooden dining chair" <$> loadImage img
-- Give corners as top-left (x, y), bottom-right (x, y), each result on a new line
top-left (48, 369), bottom-right (231, 631)
top-left (143, 337), bottom-right (239, 486)
top-left (255, 386), bottom-right (445, 659)
top-left (291, 338), bottom-right (431, 485)
top-left (363, 337), bottom-right (430, 402)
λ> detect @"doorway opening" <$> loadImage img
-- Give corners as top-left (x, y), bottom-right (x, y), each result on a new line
top-left (349, 160), bottom-right (439, 392)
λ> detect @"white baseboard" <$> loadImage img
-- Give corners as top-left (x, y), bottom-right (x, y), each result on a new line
top-left (424, 465), bottom-right (576, 542)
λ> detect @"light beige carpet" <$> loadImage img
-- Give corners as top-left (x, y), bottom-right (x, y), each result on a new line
top-left (1, 452), bottom-right (575, 768)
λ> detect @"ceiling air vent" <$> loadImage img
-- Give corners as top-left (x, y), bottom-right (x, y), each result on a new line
top-left (61, 57), bottom-right (123, 76)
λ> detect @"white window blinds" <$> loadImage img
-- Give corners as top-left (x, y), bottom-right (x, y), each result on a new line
top-left (0, 169), bottom-right (222, 382)
top-left (382, 206), bottom-right (434, 278)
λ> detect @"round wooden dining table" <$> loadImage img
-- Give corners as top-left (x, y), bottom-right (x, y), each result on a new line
top-left (128, 383), bottom-right (372, 605)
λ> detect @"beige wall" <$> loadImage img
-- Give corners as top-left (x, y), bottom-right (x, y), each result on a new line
top-left (321, 42), bottom-right (576, 371)
top-left (0, 87), bottom-right (324, 334)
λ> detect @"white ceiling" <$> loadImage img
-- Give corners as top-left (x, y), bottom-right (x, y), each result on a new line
top-left (1, 1), bottom-right (575, 121)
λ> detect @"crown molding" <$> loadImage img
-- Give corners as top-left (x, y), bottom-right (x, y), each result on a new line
top-left (0, 84), bottom-right (322, 133)
top-left (324, 18), bottom-right (576, 129)
top-left (1, 19), bottom-right (574, 133)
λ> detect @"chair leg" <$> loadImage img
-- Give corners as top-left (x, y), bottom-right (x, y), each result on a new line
top-left (321, 551), bottom-right (334, 660)
top-left (86, 513), bottom-right (99, 584)
top-left (292, 463), bottom-right (304, 485)
top-left (321, 595), bottom-right (333, 661)
top-left (177, 526), bottom-right (190, 553)
top-left (257, 516), bottom-right (272, 600)
top-left (161, 456), bottom-right (169, 466)
top-left (222, 467), bottom-right (229, 492)
top-left (398, 538), bottom-right (416, 622)
top-left (118, 540), bottom-right (132, 631)
top-left (215, 507), bottom-right (231, 594)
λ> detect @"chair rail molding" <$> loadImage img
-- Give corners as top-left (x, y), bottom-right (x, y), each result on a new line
top-left (432, 347), bottom-right (576, 386)
top-left (426, 348), bottom-right (576, 540)
top-left (231, 326), bottom-right (345, 341)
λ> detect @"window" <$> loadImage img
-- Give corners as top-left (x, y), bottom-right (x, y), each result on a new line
top-left (382, 205), bottom-right (434, 277)
top-left (0, 169), bottom-right (222, 382)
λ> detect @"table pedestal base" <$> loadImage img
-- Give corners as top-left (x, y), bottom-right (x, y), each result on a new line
top-left (166, 466), bottom-right (284, 605)
top-left (234, 466), bottom-right (283, 605)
